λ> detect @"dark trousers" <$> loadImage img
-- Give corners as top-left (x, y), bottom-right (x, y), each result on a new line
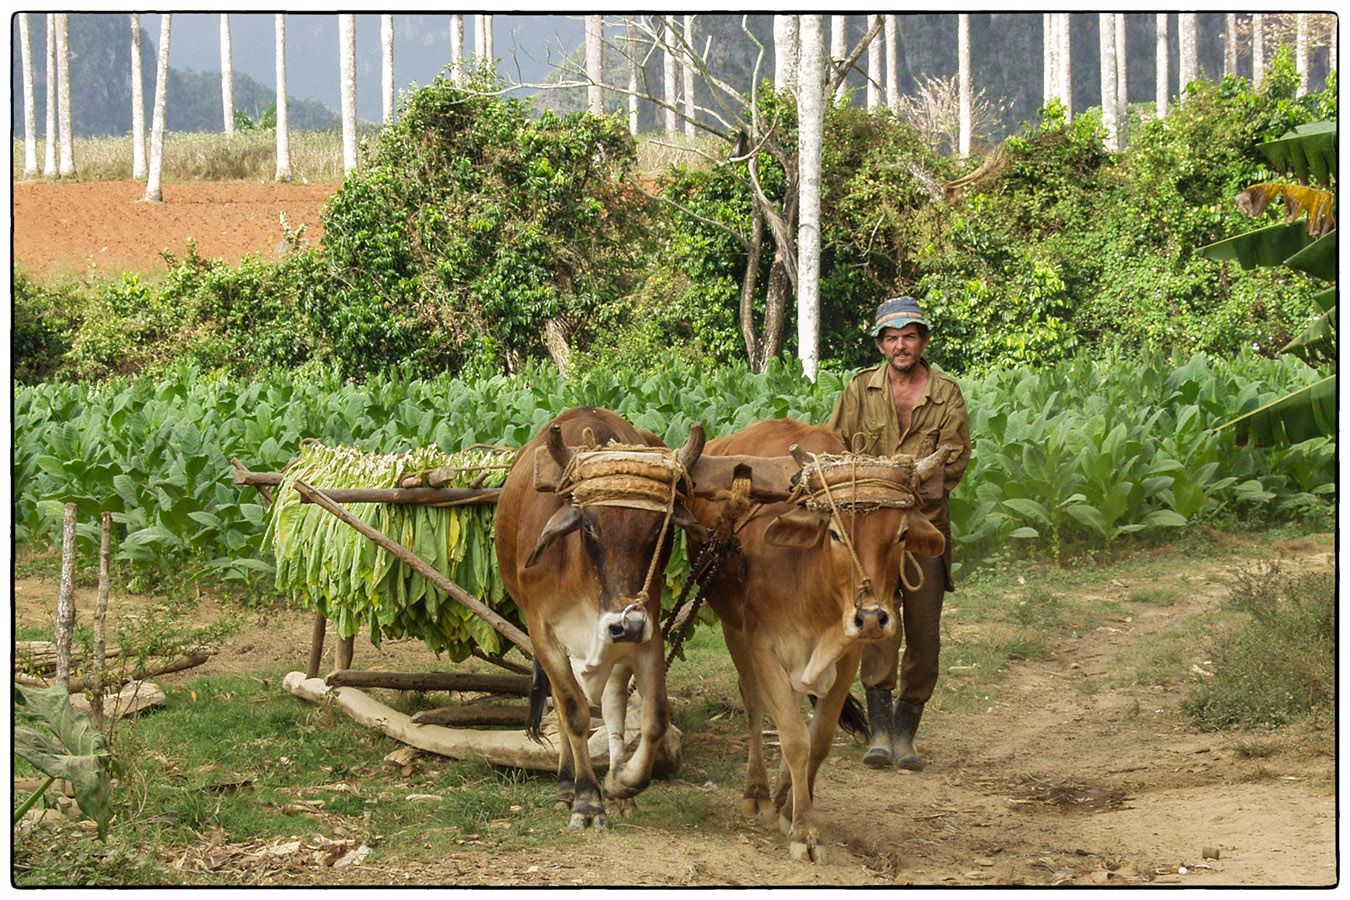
top-left (860, 550), bottom-right (947, 704)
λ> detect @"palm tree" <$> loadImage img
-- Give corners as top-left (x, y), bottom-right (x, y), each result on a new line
top-left (1155, 14), bottom-right (1169, 118)
top-left (473, 14), bottom-right (485, 60)
top-left (1043, 13), bottom-right (1053, 109)
top-left (381, 15), bottom-right (395, 123)
top-left (682, 15), bottom-right (695, 135)
top-left (884, 15), bottom-right (899, 109)
top-left (56, 13), bottom-right (73, 176)
top-left (1224, 13), bottom-right (1237, 76)
top-left (1178, 13), bottom-right (1198, 96)
top-left (797, 15), bottom-right (825, 381)
top-left (339, 14), bottom-right (358, 175)
top-left (774, 14), bottom-right (798, 94)
top-left (220, 14), bottom-right (235, 134)
top-left (626, 20), bottom-right (639, 134)
top-left (275, 14), bottom-right (291, 181)
top-left (145, 14), bottom-right (172, 203)
top-left (831, 15), bottom-right (847, 103)
top-left (449, 15), bottom-right (464, 84)
top-left (131, 14), bottom-right (146, 178)
top-left (1296, 14), bottom-right (1309, 95)
top-left (957, 14), bottom-right (971, 158)
top-left (1099, 14), bottom-right (1119, 151)
top-left (1056, 13), bottom-right (1072, 121)
top-left (19, 14), bottom-right (37, 178)
top-left (867, 14), bottom-right (882, 109)
top-left (1115, 13), bottom-right (1128, 147)
top-left (585, 15), bottom-right (604, 115)
top-left (43, 14), bottom-right (57, 178)
top-left (1252, 14), bottom-right (1265, 88)
top-left (662, 18), bottom-right (678, 135)
top-left (483, 15), bottom-right (494, 68)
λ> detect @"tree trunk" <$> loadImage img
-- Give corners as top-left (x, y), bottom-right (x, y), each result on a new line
top-left (1115, 13), bottom-right (1128, 147)
top-left (55, 503), bottom-right (77, 688)
top-left (131, 14), bottom-right (146, 178)
top-left (831, 15), bottom-right (848, 103)
top-left (1251, 14), bottom-right (1264, 88)
top-left (44, 14), bottom-right (57, 178)
top-left (774, 15), bottom-right (799, 95)
top-left (543, 318), bottom-right (573, 376)
top-left (91, 512), bottom-right (112, 730)
top-left (339, 14), bottom-right (358, 175)
top-left (1224, 13), bottom-right (1237, 77)
top-left (682, 15), bottom-right (696, 135)
top-left (483, 15), bottom-right (494, 68)
top-left (145, 14), bottom-right (171, 202)
top-left (449, 15), bottom-right (464, 84)
top-left (627, 21), bottom-right (639, 135)
top-left (1296, 13), bottom-right (1309, 95)
top-left (473, 14), bottom-right (485, 59)
top-left (1155, 13), bottom-right (1170, 117)
top-left (867, 14), bottom-right (881, 109)
top-left (1099, 13), bottom-right (1119, 152)
top-left (884, 15), bottom-right (898, 109)
top-left (275, 14), bottom-right (291, 181)
top-left (1178, 13), bottom-right (1198, 96)
top-left (381, 15), bottom-right (395, 123)
top-left (1057, 13), bottom-right (1072, 121)
top-left (797, 16), bottom-right (825, 382)
top-left (56, 13), bottom-right (73, 177)
top-left (662, 18), bottom-right (678, 135)
top-left (1043, 13), bottom-right (1054, 109)
top-left (739, 198), bottom-right (767, 369)
top-left (957, 14), bottom-right (971, 158)
top-left (221, 14), bottom-right (235, 134)
top-left (19, 14), bottom-right (37, 177)
top-left (585, 15), bottom-right (604, 115)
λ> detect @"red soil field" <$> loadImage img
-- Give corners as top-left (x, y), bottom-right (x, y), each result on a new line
top-left (11, 180), bottom-right (339, 280)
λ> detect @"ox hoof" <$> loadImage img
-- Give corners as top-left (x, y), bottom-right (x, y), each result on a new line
top-left (741, 796), bottom-right (772, 819)
top-left (863, 746), bottom-right (893, 768)
top-left (789, 841), bottom-right (826, 864)
top-left (554, 800), bottom-right (570, 813)
top-left (896, 754), bottom-right (925, 772)
top-left (777, 813), bottom-right (793, 836)
top-left (610, 796), bottom-right (637, 818)
top-left (568, 811), bottom-right (608, 831)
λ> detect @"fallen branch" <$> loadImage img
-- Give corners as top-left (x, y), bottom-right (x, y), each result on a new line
top-left (410, 705), bottom-right (530, 727)
top-left (324, 670), bottom-right (531, 695)
top-left (16, 651), bottom-right (212, 693)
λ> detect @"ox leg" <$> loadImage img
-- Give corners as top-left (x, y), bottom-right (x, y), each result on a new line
top-left (606, 639), bottom-right (669, 802)
top-left (804, 651), bottom-right (862, 801)
top-left (534, 624), bottom-right (607, 830)
top-left (600, 662), bottom-right (636, 815)
top-left (753, 644), bottom-right (824, 863)
top-left (723, 623), bottom-right (772, 819)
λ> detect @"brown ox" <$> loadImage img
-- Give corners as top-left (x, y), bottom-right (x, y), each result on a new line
top-left (495, 407), bottom-right (705, 830)
top-left (689, 418), bottom-right (949, 862)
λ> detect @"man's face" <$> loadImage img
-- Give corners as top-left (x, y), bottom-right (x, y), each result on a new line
top-left (875, 324), bottom-right (929, 374)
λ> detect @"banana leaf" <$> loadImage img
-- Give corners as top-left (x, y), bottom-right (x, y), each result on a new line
top-left (1258, 121), bottom-right (1338, 186)
top-left (1284, 229), bottom-right (1338, 281)
top-left (1197, 222), bottom-right (1316, 270)
top-left (1281, 306), bottom-right (1337, 368)
top-left (1213, 375), bottom-right (1337, 446)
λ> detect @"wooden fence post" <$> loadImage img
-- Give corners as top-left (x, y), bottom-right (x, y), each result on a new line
top-left (55, 503), bottom-right (78, 688)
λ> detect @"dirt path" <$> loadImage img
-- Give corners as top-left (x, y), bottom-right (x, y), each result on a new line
top-left (11, 181), bottom-right (337, 280)
top-left (14, 536), bottom-right (1335, 886)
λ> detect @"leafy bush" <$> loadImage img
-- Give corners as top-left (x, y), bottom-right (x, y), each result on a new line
top-left (1182, 561), bottom-right (1334, 730)
top-left (13, 270), bottom-right (80, 384)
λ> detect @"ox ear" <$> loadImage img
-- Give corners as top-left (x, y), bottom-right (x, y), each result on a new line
top-left (671, 501), bottom-right (709, 544)
top-left (899, 512), bottom-right (946, 558)
top-left (764, 509), bottom-right (829, 548)
top-left (525, 505), bottom-right (584, 568)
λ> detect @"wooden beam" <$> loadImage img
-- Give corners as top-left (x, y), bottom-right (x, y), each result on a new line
top-left (325, 669), bottom-right (531, 695)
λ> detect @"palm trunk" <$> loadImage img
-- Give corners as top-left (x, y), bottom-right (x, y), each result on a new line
top-left (339, 14), bottom-right (358, 175)
top-left (56, 13), bottom-right (73, 176)
top-left (1099, 13), bottom-right (1119, 152)
top-left (1155, 13), bottom-right (1169, 117)
top-left (1251, 14), bottom-right (1264, 88)
top-left (1296, 14), bottom-right (1309, 95)
top-left (449, 15), bottom-right (464, 84)
top-left (145, 14), bottom-right (171, 202)
top-left (1043, 13), bottom-right (1054, 109)
top-left (662, 18), bottom-right (678, 135)
top-left (221, 14), bottom-right (235, 134)
top-left (43, 14), bottom-right (57, 178)
top-left (473, 14), bottom-right (485, 60)
top-left (1057, 13), bottom-right (1072, 121)
top-left (381, 15), bottom-right (395, 124)
top-left (884, 15), bottom-right (898, 109)
top-left (1224, 13), bottom-right (1237, 77)
top-left (867, 15), bottom-right (882, 109)
top-left (831, 15), bottom-right (848, 103)
top-left (774, 15), bottom-right (799, 94)
top-left (797, 15), bottom-right (825, 382)
top-left (1178, 13), bottom-right (1198, 96)
top-left (957, 14), bottom-right (971, 158)
top-left (19, 14), bottom-right (37, 177)
top-left (483, 15), bottom-right (494, 68)
top-left (1115, 13), bottom-right (1128, 147)
top-left (682, 15), bottom-right (696, 135)
top-left (626, 20), bottom-right (639, 135)
top-left (275, 14), bottom-right (291, 181)
top-left (131, 14), bottom-right (146, 178)
top-left (585, 15), bottom-right (604, 115)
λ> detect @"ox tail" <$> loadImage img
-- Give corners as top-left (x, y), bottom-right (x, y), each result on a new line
top-left (837, 692), bottom-right (869, 740)
top-left (525, 658), bottom-right (551, 744)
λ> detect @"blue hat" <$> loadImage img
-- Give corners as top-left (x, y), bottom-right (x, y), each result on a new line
top-left (870, 296), bottom-right (929, 336)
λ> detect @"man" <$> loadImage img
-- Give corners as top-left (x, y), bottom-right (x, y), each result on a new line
top-left (827, 296), bottom-right (971, 770)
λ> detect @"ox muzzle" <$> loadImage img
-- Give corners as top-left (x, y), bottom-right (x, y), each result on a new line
top-left (847, 603), bottom-right (894, 641)
top-left (598, 601), bottom-right (653, 644)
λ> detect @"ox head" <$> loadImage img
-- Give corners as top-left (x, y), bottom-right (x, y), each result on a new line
top-left (525, 423), bottom-right (707, 645)
top-left (763, 445), bottom-right (950, 642)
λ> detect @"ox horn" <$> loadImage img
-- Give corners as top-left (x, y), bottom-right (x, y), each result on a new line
top-left (913, 444), bottom-right (957, 485)
top-left (545, 424), bottom-right (573, 470)
top-left (677, 423), bottom-right (706, 471)
top-left (788, 444), bottom-right (814, 469)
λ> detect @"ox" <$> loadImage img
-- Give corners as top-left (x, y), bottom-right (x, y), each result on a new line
top-left (495, 407), bottom-right (706, 829)
top-left (689, 418), bottom-right (950, 862)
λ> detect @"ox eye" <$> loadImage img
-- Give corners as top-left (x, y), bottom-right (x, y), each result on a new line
top-left (827, 527), bottom-right (842, 543)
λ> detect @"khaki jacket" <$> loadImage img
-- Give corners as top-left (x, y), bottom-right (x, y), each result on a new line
top-left (826, 358), bottom-right (972, 530)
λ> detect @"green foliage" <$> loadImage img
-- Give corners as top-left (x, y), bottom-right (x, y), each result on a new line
top-left (1182, 562), bottom-right (1334, 730)
top-left (13, 270), bottom-right (80, 384)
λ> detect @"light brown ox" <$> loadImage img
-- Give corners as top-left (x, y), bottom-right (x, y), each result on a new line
top-left (495, 407), bottom-right (706, 830)
top-left (688, 418), bottom-right (950, 862)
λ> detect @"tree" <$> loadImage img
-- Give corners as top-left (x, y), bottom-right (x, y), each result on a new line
top-left (1115, 14), bottom-right (1128, 147)
top-left (1296, 14), bottom-right (1309, 95)
top-left (449, 15), bottom-right (464, 85)
top-left (774, 14), bottom-right (799, 94)
top-left (831, 15), bottom-right (847, 103)
top-left (275, 14), bottom-right (291, 181)
top-left (1099, 13), bottom-right (1119, 151)
top-left (131, 14), bottom-right (146, 178)
top-left (339, 14), bottom-right (358, 175)
top-left (797, 15), bottom-right (825, 380)
top-left (145, 14), bottom-right (171, 203)
top-left (586, 15), bottom-right (604, 115)
top-left (1155, 13), bottom-right (1170, 118)
top-left (1179, 13), bottom-right (1198, 95)
top-left (484, 15), bottom-right (494, 67)
top-left (1056, 13), bottom-right (1072, 121)
top-left (662, 19), bottom-right (678, 135)
top-left (626, 20), bottom-right (639, 135)
top-left (19, 14), bottom-right (37, 178)
top-left (682, 15), bottom-right (696, 135)
top-left (958, 14), bottom-right (971, 158)
top-left (381, 15), bottom-right (395, 124)
top-left (220, 14), bottom-right (235, 135)
top-left (56, 13), bottom-right (73, 177)
top-left (1252, 14), bottom-right (1265, 87)
top-left (867, 14), bottom-right (882, 110)
top-left (884, 15), bottom-right (899, 110)
top-left (473, 14), bottom-right (485, 59)
top-left (1043, 13), bottom-right (1054, 110)
top-left (43, 14), bottom-right (57, 178)
top-left (1224, 13), bottom-right (1237, 77)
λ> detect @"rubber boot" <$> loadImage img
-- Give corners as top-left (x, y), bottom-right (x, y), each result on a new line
top-left (862, 688), bottom-right (894, 768)
top-left (893, 700), bottom-right (925, 771)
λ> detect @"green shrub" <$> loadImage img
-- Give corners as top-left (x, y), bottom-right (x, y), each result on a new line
top-left (1182, 561), bottom-right (1334, 730)
top-left (13, 270), bottom-right (81, 384)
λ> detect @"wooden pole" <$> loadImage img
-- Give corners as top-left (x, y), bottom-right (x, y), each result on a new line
top-left (306, 611), bottom-right (327, 679)
top-left (91, 512), bottom-right (112, 729)
top-left (411, 705), bottom-right (529, 727)
top-left (55, 503), bottom-right (78, 688)
top-left (326, 670), bottom-right (531, 694)
top-left (290, 479), bottom-right (533, 657)
top-left (18, 651), bottom-right (212, 694)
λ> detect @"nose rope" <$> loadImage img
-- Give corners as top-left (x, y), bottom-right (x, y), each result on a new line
top-left (632, 470), bottom-right (680, 612)
top-left (900, 548), bottom-right (925, 593)
top-left (805, 451), bottom-right (874, 609)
